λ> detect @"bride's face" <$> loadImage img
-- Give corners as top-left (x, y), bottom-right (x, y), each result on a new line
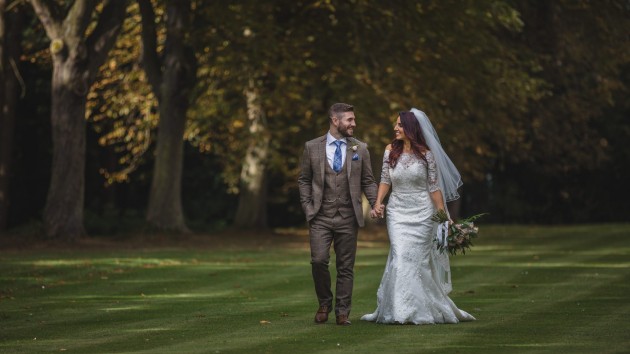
top-left (394, 117), bottom-right (408, 141)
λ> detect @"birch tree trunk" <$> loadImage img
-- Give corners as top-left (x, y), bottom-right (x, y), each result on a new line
top-left (233, 79), bottom-right (270, 229)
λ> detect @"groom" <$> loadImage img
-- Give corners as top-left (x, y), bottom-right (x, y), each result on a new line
top-left (298, 103), bottom-right (378, 325)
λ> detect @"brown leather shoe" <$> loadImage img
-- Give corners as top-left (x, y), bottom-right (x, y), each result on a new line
top-left (314, 306), bottom-right (331, 324)
top-left (336, 314), bottom-right (351, 326)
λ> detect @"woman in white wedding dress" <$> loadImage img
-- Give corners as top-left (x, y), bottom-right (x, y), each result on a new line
top-left (361, 110), bottom-right (475, 325)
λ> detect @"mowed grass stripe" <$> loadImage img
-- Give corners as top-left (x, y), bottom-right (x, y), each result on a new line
top-left (0, 224), bottom-right (629, 353)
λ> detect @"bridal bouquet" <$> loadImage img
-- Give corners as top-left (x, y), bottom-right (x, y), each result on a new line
top-left (431, 209), bottom-right (487, 256)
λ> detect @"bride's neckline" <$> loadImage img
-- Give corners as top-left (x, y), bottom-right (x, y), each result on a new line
top-left (387, 150), bottom-right (420, 155)
top-left (401, 151), bottom-right (428, 157)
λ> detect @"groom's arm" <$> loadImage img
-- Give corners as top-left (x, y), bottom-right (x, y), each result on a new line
top-left (297, 143), bottom-right (315, 218)
top-left (360, 143), bottom-right (378, 208)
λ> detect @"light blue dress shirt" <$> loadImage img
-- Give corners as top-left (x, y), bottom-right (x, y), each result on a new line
top-left (326, 132), bottom-right (347, 171)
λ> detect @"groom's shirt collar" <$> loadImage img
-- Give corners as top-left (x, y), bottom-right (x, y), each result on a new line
top-left (326, 132), bottom-right (347, 146)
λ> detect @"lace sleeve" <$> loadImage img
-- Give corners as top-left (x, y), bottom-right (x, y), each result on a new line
top-left (380, 150), bottom-right (391, 185)
top-left (426, 150), bottom-right (440, 193)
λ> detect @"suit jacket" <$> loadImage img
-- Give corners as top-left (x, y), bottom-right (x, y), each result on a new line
top-left (298, 135), bottom-right (378, 227)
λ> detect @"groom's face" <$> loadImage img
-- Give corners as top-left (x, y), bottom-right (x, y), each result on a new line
top-left (335, 112), bottom-right (356, 137)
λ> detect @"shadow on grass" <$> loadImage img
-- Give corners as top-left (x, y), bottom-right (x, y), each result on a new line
top-left (1, 224), bottom-right (629, 353)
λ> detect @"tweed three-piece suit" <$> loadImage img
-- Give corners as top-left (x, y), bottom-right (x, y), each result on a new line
top-left (298, 134), bottom-right (378, 317)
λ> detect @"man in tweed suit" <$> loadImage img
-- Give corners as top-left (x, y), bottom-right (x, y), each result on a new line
top-left (298, 103), bottom-right (379, 325)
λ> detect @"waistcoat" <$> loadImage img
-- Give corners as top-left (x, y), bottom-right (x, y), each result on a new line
top-left (320, 158), bottom-right (353, 218)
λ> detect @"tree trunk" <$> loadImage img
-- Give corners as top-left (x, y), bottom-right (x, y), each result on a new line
top-left (0, 0), bottom-right (8, 231)
top-left (233, 80), bottom-right (269, 229)
top-left (43, 60), bottom-right (88, 239)
top-left (144, 0), bottom-right (196, 232)
top-left (145, 77), bottom-right (190, 232)
top-left (28, 0), bottom-right (127, 240)
top-left (0, 2), bottom-right (23, 232)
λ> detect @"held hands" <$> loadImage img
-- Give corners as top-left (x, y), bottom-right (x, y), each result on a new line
top-left (370, 203), bottom-right (386, 219)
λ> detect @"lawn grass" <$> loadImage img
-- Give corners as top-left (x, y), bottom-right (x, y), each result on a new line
top-left (1, 224), bottom-right (629, 353)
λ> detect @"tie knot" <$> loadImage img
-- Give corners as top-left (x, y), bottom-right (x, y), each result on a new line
top-left (334, 140), bottom-right (344, 147)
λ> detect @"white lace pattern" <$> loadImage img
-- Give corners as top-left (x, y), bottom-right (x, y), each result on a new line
top-left (361, 150), bottom-right (475, 325)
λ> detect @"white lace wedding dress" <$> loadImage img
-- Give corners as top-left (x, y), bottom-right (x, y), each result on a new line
top-left (361, 150), bottom-right (475, 325)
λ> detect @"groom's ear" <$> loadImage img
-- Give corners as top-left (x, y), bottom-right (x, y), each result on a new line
top-left (330, 115), bottom-right (338, 126)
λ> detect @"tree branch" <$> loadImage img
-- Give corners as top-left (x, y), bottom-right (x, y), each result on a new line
top-left (63, 0), bottom-right (96, 41)
top-left (27, 0), bottom-right (61, 39)
top-left (85, 0), bottom-right (127, 82)
top-left (138, 0), bottom-right (162, 99)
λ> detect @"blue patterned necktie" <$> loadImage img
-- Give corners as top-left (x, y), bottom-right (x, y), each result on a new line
top-left (333, 140), bottom-right (343, 173)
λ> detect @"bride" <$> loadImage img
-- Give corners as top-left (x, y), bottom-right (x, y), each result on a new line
top-left (362, 109), bottom-right (475, 325)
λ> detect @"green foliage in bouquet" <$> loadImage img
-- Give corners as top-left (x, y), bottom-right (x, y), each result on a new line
top-left (431, 210), bottom-right (488, 255)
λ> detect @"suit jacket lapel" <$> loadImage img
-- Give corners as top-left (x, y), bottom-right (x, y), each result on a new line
top-left (346, 138), bottom-right (353, 180)
top-left (319, 136), bottom-right (326, 181)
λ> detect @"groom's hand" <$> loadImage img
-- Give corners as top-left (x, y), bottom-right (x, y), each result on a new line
top-left (377, 204), bottom-right (385, 218)
top-left (371, 203), bottom-right (385, 219)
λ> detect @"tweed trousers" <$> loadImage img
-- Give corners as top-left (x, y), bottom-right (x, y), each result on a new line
top-left (309, 211), bottom-right (358, 316)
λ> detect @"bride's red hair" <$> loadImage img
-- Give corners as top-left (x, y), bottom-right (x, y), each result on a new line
top-left (388, 111), bottom-right (430, 168)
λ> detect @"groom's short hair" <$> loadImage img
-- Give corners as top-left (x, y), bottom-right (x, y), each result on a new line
top-left (329, 103), bottom-right (354, 123)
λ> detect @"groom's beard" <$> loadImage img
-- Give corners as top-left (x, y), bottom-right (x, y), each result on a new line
top-left (339, 125), bottom-right (354, 137)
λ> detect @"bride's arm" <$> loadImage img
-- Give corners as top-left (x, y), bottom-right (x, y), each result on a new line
top-left (371, 145), bottom-right (392, 218)
top-left (427, 150), bottom-right (453, 222)
top-left (430, 190), bottom-right (445, 212)
top-left (374, 183), bottom-right (390, 214)
top-left (430, 190), bottom-right (453, 223)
